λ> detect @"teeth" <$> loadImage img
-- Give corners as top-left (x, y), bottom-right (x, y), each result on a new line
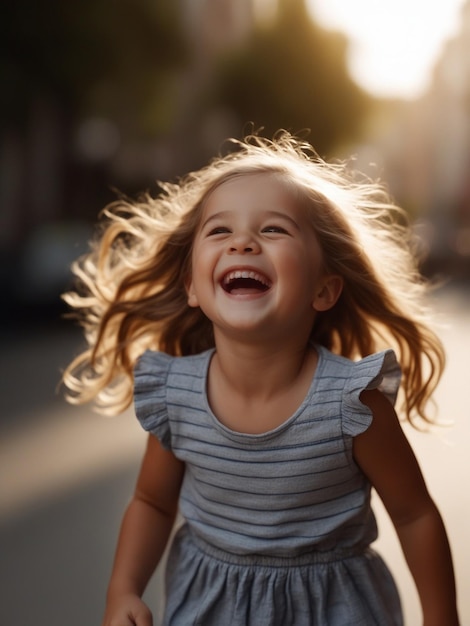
top-left (223, 270), bottom-right (270, 287)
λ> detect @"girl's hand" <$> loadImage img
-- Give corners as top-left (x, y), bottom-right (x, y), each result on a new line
top-left (102, 593), bottom-right (153, 626)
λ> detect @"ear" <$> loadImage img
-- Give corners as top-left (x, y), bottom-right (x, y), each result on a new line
top-left (185, 277), bottom-right (200, 308)
top-left (312, 275), bottom-right (343, 312)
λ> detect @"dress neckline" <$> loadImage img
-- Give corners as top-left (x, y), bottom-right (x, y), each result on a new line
top-left (199, 345), bottom-right (325, 444)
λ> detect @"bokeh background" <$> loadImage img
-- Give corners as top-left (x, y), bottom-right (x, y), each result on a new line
top-left (1, 1), bottom-right (469, 624)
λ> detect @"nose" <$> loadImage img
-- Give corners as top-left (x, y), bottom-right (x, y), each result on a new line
top-left (228, 232), bottom-right (260, 254)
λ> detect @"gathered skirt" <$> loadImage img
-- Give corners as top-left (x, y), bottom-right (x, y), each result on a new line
top-left (162, 525), bottom-right (403, 626)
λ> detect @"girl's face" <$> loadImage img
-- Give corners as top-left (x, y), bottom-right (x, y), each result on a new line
top-left (187, 173), bottom-right (341, 344)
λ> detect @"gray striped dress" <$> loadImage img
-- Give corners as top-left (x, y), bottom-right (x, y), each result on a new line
top-left (134, 345), bottom-right (404, 625)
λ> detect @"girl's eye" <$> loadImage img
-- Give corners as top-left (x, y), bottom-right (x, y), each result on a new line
top-left (207, 226), bottom-right (231, 236)
top-left (262, 225), bottom-right (289, 234)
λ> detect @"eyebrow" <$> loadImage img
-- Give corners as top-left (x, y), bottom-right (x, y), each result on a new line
top-left (200, 210), bottom-right (301, 231)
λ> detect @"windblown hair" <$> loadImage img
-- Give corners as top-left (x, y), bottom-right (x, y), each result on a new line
top-left (62, 132), bottom-right (444, 426)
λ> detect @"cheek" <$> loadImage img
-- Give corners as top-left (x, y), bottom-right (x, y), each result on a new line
top-left (186, 244), bottom-right (214, 298)
top-left (189, 238), bottom-right (203, 270)
top-left (191, 238), bottom-right (221, 274)
top-left (279, 242), bottom-right (321, 276)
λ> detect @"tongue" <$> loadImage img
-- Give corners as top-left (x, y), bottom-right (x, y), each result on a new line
top-left (231, 286), bottom-right (263, 295)
top-left (228, 277), bottom-right (267, 294)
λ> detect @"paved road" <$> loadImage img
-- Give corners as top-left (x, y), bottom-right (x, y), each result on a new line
top-left (1, 286), bottom-right (469, 626)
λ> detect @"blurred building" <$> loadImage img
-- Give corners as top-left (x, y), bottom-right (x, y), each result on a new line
top-left (356, 0), bottom-right (470, 279)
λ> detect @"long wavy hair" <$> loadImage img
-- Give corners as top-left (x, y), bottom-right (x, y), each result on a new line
top-left (62, 132), bottom-right (445, 426)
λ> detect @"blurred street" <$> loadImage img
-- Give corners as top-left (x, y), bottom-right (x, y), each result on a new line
top-left (0, 284), bottom-right (469, 626)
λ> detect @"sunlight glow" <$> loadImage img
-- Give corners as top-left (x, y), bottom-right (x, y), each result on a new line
top-left (308, 0), bottom-right (466, 99)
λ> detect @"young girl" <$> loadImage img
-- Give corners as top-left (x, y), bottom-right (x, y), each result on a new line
top-left (63, 133), bottom-right (459, 625)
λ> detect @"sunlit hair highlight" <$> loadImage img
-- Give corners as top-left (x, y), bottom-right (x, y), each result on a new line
top-left (62, 131), bottom-right (445, 426)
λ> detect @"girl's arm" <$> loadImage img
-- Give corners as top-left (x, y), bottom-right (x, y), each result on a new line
top-left (102, 434), bottom-right (185, 626)
top-left (354, 389), bottom-right (459, 626)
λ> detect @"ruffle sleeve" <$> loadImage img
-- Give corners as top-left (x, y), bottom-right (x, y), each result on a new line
top-left (133, 350), bottom-right (173, 449)
top-left (342, 350), bottom-right (402, 437)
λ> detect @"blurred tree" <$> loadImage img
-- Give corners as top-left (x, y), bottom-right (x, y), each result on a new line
top-left (0, 0), bottom-right (188, 135)
top-left (210, 0), bottom-right (372, 155)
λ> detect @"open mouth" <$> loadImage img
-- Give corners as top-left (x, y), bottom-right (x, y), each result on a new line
top-left (222, 270), bottom-right (271, 294)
